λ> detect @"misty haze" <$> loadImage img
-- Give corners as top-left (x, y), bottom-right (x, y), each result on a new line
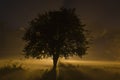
top-left (0, 0), bottom-right (120, 80)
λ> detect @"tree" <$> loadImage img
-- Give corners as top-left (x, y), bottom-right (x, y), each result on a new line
top-left (23, 8), bottom-right (88, 69)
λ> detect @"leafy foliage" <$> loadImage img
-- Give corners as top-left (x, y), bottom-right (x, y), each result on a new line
top-left (23, 7), bottom-right (88, 59)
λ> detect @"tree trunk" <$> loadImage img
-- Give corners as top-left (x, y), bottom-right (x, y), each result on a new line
top-left (53, 54), bottom-right (59, 69)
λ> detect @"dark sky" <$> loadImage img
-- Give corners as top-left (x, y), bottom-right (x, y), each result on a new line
top-left (0, 0), bottom-right (120, 60)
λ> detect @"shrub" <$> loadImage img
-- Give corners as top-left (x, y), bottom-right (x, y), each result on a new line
top-left (0, 63), bottom-right (24, 76)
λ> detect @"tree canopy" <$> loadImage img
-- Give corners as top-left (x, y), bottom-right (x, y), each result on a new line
top-left (23, 7), bottom-right (88, 68)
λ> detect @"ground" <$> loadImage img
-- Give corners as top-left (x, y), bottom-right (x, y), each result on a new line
top-left (0, 59), bottom-right (120, 80)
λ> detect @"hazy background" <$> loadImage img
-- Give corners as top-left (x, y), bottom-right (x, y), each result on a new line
top-left (0, 0), bottom-right (120, 61)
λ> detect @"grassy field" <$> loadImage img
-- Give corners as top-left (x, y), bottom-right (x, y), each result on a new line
top-left (0, 59), bottom-right (120, 80)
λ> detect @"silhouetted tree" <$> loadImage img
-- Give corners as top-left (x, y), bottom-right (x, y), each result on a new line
top-left (23, 8), bottom-right (88, 69)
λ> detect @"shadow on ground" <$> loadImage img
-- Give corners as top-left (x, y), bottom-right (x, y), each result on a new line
top-left (35, 68), bottom-right (57, 80)
top-left (34, 63), bottom-right (93, 80)
top-left (0, 62), bottom-right (120, 80)
top-left (58, 63), bottom-right (93, 80)
top-left (34, 62), bottom-right (120, 80)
